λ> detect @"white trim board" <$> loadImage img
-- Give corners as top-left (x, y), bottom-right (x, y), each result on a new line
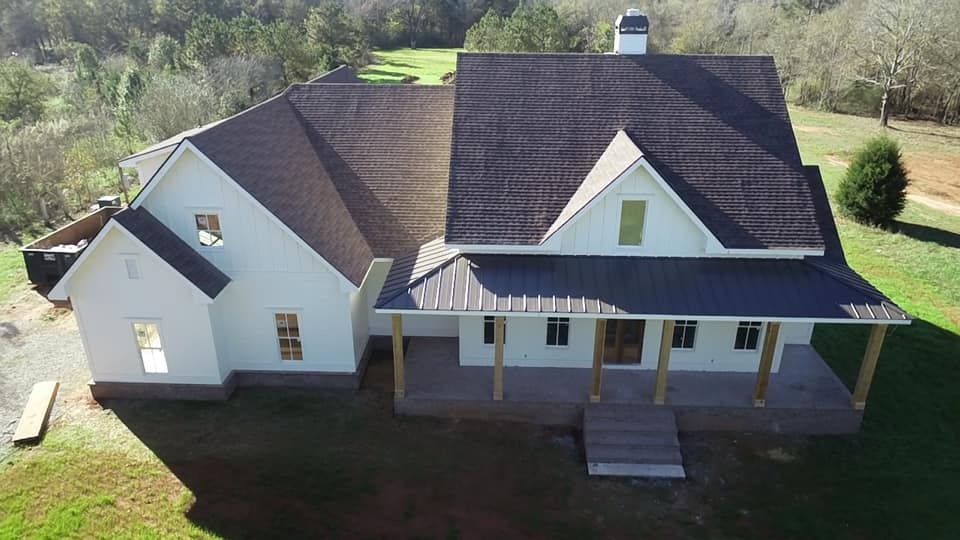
top-left (372, 308), bottom-right (911, 326)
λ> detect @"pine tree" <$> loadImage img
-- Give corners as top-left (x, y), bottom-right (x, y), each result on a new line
top-left (836, 135), bottom-right (909, 228)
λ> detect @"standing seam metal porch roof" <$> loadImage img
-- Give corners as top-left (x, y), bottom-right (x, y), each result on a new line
top-left (375, 254), bottom-right (909, 322)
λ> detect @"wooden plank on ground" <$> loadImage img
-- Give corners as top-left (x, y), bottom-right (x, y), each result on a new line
top-left (12, 381), bottom-right (60, 445)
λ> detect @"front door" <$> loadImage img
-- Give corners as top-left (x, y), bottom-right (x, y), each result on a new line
top-left (603, 320), bottom-right (645, 364)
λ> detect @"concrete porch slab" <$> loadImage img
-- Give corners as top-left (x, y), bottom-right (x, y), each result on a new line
top-left (394, 337), bottom-right (863, 434)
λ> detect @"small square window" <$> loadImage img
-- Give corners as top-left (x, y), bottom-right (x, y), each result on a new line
top-left (483, 316), bottom-right (506, 345)
top-left (133, 322), bottom-right (167, 373)
top-left (275, 312), bottom-right (303, 360)
top-left (546, 317), bottom-right (570, 347)
top-left (124, 257), bottom-right (140, 280)
top-left (618, 200), bottom-right (648, 246)
top-left (734, 321), bottom-right (763, 351)
top-left (672, 320), bottom-right (697, 350)
top-left (195, 213), bottom-right (223, 247)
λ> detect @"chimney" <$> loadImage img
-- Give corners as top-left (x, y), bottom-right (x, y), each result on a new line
top-left (614, 9), bottom-right (649, 55)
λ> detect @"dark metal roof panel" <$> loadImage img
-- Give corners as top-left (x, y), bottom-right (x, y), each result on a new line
top-left (376, 254), bottom-right (909, 322)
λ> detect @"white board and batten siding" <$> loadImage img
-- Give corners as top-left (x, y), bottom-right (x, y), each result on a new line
top-left (457, 315), bottom-right (814, 373)
top-left (141, 148), bottom-right (359, 374)
top-left (546, 166), bottom-right (708, 257)
top-left (67, 228), bottom-right (221, 385)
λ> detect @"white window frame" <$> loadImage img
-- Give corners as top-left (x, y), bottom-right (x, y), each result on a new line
top-left (482, 315), bottom-right (506, 346)
top-left (191, 209), bottom-right (224, 249)
top-left (120, 254), bottom-right (142, 280)
top-left (271, 309), bottom-right (304, 362)
top-left (671, 320), bottom-right (698, 351)
top-left (615, 194), bottom-right (653, 250)
top-left (733, 321), bottom-right (764, 352)
top-left (130, 319), bottom-right (167, 374)
top-left (545, 317), bottom-right (570, 348)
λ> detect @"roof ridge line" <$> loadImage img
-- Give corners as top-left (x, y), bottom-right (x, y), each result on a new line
top-left (281, 94), bottom-right (378, 258)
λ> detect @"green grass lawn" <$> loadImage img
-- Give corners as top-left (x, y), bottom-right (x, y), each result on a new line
top-left (0, 245), bottom-right (27, 305)
top-left (1, 63), bottom-right (959, 537)
top-left (359, 48), bottom-right (461, 84)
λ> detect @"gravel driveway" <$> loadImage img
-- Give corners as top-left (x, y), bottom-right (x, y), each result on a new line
top-left (0, 289), bottom-right (89, 459)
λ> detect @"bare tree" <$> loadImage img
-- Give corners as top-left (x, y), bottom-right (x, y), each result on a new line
top-left (855, 0), bottom-right (936, 126)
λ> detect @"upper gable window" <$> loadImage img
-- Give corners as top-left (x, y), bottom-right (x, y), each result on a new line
top-left (195, 213), bottom-right (223, 247)
top-left (618, 200), bottom-right (648, 246)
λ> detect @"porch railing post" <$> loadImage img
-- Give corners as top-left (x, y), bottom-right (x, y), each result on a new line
top-left (590, 319), bottom-right (607, 403)
top-left (391, 314), bottom-right (405, 399)
top-left (493, 316), bottom-right (505, 401)
top-left (752, 321), bottom-right (782, 407)
top-left (654, 320), bottom-right (675, 405)
top-left (851, 324), bottom-right (888, 410)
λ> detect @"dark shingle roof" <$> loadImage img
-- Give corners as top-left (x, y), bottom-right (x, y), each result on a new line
top-left (113, 208), bottom-right (230, 298)
top-left (376, 254), bottom-right (908, 322)
top-left (187, 84), bottom-right (454, 285)
top-left (308, 65), bottom-right (363, 84)
top-left (447, 53), bottom-right (824, 250)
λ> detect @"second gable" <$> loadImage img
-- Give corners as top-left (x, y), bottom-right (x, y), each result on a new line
top-left (545, 165), bottom-right (709, 257)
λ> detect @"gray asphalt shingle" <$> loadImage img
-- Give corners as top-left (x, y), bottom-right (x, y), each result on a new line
top-left (447, 53), bottom-right (824, 250)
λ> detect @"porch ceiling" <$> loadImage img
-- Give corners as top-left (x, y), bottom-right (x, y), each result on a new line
top-left (375, 254), bottom-right (909, 323)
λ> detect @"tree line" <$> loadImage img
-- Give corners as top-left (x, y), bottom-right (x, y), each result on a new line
top-left (0, 0), bottom-right (958, 238)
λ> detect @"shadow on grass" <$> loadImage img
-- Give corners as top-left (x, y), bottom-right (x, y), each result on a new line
top-left (360, 68), bottom-right (410, 80)
top-left (894, 220), bottom-right (960, 249)
top-left (887, 124), bottom-right (960, 141)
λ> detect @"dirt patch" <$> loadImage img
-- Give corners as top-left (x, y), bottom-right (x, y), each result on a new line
top-left (903, 153), bottom-right (960, 214)
top-left (825, 154), bottom-right (849, 168)
top-left (822, 152), bottom-right (960, 215)
top-left (795, 125), bottom-right (833, 134)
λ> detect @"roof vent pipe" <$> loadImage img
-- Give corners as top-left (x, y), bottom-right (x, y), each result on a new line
top-left (614, 9), bottom-right (649, 55)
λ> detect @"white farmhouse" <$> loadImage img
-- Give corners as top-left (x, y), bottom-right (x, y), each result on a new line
top-left (50, 14), bottom-right (909, 469)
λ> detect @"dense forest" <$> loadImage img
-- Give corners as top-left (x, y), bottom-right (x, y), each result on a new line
top-left (0, 0), bottom-right (957, 237)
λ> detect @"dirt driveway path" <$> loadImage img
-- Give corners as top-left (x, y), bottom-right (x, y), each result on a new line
top-left (0, 290), bottom-right (88, 459)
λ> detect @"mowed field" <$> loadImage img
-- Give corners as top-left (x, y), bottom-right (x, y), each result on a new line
top-left (1, 48), bottom-right (959, 539)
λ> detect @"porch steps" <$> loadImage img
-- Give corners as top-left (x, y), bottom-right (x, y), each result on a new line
top-left (584, 405), bottom-right (685, 479)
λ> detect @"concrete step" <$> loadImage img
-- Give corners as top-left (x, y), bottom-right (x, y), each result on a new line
top-left (583, 405), bottom-right (685, 478)
top-left (584, 429), bottom-right (680, 447)
top-left (586, 443), bottom-right (683, 465)
top-left (587, 462), bottom-right (686, 479)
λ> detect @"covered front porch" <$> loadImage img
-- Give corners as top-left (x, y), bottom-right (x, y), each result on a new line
top-left (389, 334), bottom-right (869, 433)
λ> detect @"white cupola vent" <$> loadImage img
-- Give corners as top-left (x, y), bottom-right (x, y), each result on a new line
top-left (614, 9), bottom-right (649, 55)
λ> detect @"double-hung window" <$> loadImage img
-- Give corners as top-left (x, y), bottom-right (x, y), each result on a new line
top-left (275, 313), bottom-right (303, 360)
top-left (734, 321), bottom-right (763, 351)
top-left (483, 316), bottom-right (506, 345)
top-left (545, 317), bottom-right (570, 347)
top-left (133, 322), bottom-right (167, 373)
top-left (671, 320), bottom-right (698, 350)
top-left (195, 213), bottom-right (223, 247)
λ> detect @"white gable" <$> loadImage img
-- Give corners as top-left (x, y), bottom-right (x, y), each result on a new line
top-left (137, 145), bottom-right (353, 286)
top-left (544, 164), bottom-right (709, 256)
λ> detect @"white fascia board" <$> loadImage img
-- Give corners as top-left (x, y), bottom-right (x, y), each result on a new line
top-left (443, 243), bottom-right (561, 254)
top-left (132, 139), bottom-right (359, 292)
top-left (118, 144), bottom-right (177, 169)
top-left (48, 220), bottom-right (218, 303)
top-left (372, 308), bottom-right (912, 325)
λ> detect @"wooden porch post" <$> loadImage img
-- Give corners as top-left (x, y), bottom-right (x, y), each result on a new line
top-left (391, 314), bottom-right (405, 399)
top-left (590, 319), bottom-right (607, 403)
top-left (752, 322), bottom-right (782, 407)
top-left (493, 316), bottom-right (505, 401)
top-left (654, 320), bottom-right (675, 405)
top-left (851, 324), bottom-right (888, 410)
